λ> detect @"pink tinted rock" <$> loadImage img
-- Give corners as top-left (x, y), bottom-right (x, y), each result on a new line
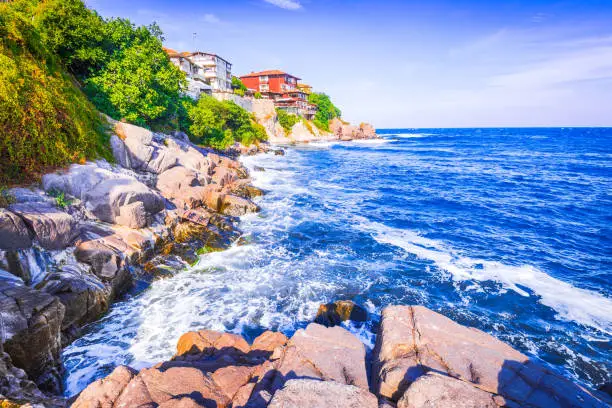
top-left (71, 365), bottom-right (137, 408)
top-left (268, 379), bottom-right (378, 408)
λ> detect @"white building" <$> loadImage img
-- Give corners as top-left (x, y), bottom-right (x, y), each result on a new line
top-left (164, 48), bottom-right (233, 98)
top-left (189, 52), bottom-right (233, 93)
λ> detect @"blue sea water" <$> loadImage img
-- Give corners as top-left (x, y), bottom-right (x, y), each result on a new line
top-left (63, 128), bottom-right (612, 396)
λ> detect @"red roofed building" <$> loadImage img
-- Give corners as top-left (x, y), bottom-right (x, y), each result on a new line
top-left (240, 70), bottom-right (317, 119)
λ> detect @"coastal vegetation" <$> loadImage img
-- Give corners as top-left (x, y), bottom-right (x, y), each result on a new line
top-left (276, 108), bottom-right (300, 133)
top-left (232, 76), bottom-right (248, 97)
top-left (0, 0), bottom-right (112, 184)
top-left (0, 0), bottom-right (268, 182)
top-left (187, 96), bottom-right (267, 150)
top-left (308, 92), bottom-right (342, 131)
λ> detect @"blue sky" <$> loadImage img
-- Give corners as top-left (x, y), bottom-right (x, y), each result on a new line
top-left (86, 0), bottom-right (612, 127)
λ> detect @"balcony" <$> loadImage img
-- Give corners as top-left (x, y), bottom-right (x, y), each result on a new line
top-left (204, 70), bottom-right (217, 79)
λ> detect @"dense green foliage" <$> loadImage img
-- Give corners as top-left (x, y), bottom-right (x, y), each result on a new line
top-left (254, 92), bottom-right (262, 99)
top-left (188, 96), bottom-right (267, 150)
top-left (276, 108), bottom-right (299, 134)
top-left (31, 0), bottom-right (186, 128)
top-left (308, 92), bottom-right (341, 131)
top-left (0, 0), bottom-right (112, 183)
top-left (232, 76), bottom-right (247, 97)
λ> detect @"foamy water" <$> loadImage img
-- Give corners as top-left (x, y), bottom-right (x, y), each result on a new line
top-left (63, 128), bottom-right (612, 395)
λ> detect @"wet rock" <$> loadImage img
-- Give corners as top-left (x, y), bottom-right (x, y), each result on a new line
top-left (268, 379), bottom-right (378, 408)
top-left (0, 281), bottom-right (64, 393)
top-left (314, 300), bottom-right (368, 327)
top-left (371, 306), bottom-right (607, 407)
top-left (220, 195), bottom-right (259, 217)
top-left (274, 149), bottom-right (285, 156)
top-left (38, 267), bottom-right (111, 338)
top-left (229, 180), bottom-right (265, 199)
top-left (0, 352), bottom-right (65, 408)
top-left (211, 166), bottom-right (238, 187)
top-left (397, 373), bottom-right (502, 408)
top-left (74, 240), bottom-right (121, 280)
top-left (8, 203), bottom-right (77, 250)
top-left (0, 209), bottom-right (32, 251)
top-left (70, 365), bottom-right (137, 408)
top-left (253, 166), bottom-right (265, 172)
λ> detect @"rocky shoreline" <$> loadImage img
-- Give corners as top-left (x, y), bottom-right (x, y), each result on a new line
top-left (70, 304), bottom-right (610, 408)
top-left (0, 113), bottom-right (378, 407)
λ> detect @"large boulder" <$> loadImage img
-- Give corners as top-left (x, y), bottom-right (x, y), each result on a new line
top-left (74, 240), bottom-right (121, 281)
top-left (38, 266), bottom-right (111, 339)
top-left (0, 209), bottom-right (32, 251)
top-left (113, 122), bottom-right (212, 174)
top-left (157, 166), bottom-right (209, 211)
top-left (8, 203), bottom-right (77, 250)
top-left (70, 365), bottom-right (137, 408)
top-left (371, 306), bottom-right (607, 407)
top-left (397, 373), bottom-right (503, 408)
top-left (0, 281), bottom-right (64, 393)
top-left (268, 379), bottom-right (378, 408)
top-left (83, 177), bottom-right (164, 226)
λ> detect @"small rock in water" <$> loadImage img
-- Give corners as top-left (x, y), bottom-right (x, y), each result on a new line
top-left (274, 149), bottom-right (286, 156)
top-left (254, 165), bottom-right (266, 172)
top-left (314, 300), bottom-right (368, 327)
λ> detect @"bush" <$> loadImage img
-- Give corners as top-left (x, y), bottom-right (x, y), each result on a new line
top-left (276, 108), bottom-right (299, 134)
top-left (308, 92), bottom-right (341, 131)
top-left (232, 76), bottom-right (247, 95)
top-left (187, 96), bottom-right (267, 150)
top-left (254, 92), bottom-right (262, 99)
top-left (0, 1), bottom-right (112, 183)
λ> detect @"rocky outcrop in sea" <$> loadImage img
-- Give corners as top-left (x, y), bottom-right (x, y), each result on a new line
top-left (70, 305), bottom-right (610, 407)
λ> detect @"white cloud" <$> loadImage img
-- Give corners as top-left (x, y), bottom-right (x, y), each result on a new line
top-left (263, 0), bottom-right (302, 10)
top-left (203, 13), bottom-right (221, 24)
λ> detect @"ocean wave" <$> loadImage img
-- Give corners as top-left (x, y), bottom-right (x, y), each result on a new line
top-left (356, 218), bottom-right (612, 334)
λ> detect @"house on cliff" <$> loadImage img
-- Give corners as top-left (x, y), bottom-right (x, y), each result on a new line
top-left (164, 48), bottom-right (233, 98)
top-left (240, 70), bottom-right (317, 119)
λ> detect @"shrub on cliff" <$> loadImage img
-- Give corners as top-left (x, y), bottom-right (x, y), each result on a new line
top-left (187, 96), bottom-right (267, 150)
top-left (308, 92), bottom-right (342, 131)
top-left (232, 76), bottom-right (248, 97)
top-left (276, 109), bottom-right (299, 134)
top-left (0, 2), bottom-right (112, 183)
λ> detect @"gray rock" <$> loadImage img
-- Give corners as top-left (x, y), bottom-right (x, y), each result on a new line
top-left (8, 203), bottom-right (78, 250)
top-left (0, 209), bottom-right (32, 251)
top-left (110, 134), bottom-right (132, 169)
top-left (268, 379), bottom-right (378, 408)
top-left (116, 201), bottom-right (148, 229)
top-left (83, 178), bottom-right (164, 225)
top-left (74, 240), bottom-right (121, 280)
top-left (38, 266), bottom-right (110, 335)
top-left (0, 280), bottom-right (65, 393)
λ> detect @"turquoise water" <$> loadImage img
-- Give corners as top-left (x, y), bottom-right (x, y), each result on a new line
top-left (63, 128), bottom-right (611, 396)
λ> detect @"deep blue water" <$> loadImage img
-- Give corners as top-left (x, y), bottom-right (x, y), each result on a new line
top-left (63, 128), bottom-right (612, 396)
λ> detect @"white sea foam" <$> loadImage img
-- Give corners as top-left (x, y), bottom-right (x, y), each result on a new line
top-left (391, 133), bottom-right (433, 138)
top-left (357, 218), bottom-right (612, 334)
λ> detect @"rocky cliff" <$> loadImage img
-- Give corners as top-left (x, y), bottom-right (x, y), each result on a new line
top-left (71, 305), bottom-right (611, 408)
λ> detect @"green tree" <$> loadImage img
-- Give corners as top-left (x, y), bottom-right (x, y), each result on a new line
top-left (187, 96), bottom-right (267, 150)
top-left (276, 108), bottom-right (299, 134)
top-left (85, 20), bottom-right (186, 127)
top-left (308, 92), bottom-right (341, 131)
top-left (231, 76), bottom-right (248, 94)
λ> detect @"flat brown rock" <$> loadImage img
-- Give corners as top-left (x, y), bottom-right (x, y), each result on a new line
top-left (372, 306), bottom-right (607, 407)
top-left (397, 373), bottom-right (501, 408)
top-left (268, 379), bottom-right (378, 408)
top-left (71, 365), bottom-right (137, 408)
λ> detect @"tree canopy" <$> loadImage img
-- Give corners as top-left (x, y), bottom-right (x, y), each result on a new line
top-left (308, 92), bottom-right (342, 131)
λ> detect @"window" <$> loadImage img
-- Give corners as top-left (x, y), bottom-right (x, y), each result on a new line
top-left (260, 75), bottom-right (269, 83)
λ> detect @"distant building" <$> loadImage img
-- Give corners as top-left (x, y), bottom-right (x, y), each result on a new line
top-left (164, 48), bottom-right (232, 98)
top-left (240, 70), bottom-right (317, 119)
top-left (297, 83), bottom-right (313, 95)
